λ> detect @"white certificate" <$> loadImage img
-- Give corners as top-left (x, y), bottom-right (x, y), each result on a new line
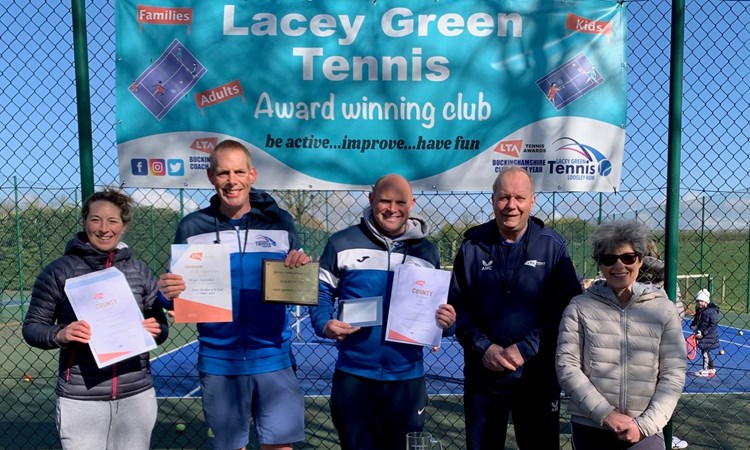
top-left (385, 265), bottom-right (451, 347)
top-left (64, 267), bottom-right (157, 368)
top-left (170, 244), bottom-right (232, 323)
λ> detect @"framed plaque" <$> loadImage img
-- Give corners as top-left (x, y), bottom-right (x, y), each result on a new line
top-left (262, 259), bottom-right (319, 305)
top-left (338, 296), bottom-right (383, 328)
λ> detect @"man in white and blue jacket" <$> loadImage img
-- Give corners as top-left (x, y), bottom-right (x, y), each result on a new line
top-left (448, 166), bottom-right (581, 450)
top-left (310, 174), bottom-right (456, 450)
top-left (158, 140), bottom-right (310, 450)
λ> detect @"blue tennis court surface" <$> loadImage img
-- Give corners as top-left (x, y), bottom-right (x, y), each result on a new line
top-left (536, 52), bottom-right (603, 110)
top-left (152, 313), bottom-right (465, 399)
top-left (130, 38), bottom-right (206, 120)
top-left (151, 316), bottom-right (750, 398)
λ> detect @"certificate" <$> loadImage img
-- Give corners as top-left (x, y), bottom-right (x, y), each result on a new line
top-left (64, 267), bottom-right (157, 368)
top-left (385, 265), bottom-right (451, 347)
top-left (338, 296), bottom-right (383, 327)
top-left (171, 244), bottom-right (232, 323)
top-left (262, 260), bottom-right (319, 305)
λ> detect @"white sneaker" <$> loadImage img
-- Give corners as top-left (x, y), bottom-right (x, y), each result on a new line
top-left (672, 436), bottom-right (689, 449)
top-left (694, 369), bottom-right (715, 377)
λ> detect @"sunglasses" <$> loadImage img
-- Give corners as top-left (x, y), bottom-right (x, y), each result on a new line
top-left (598, 252), bottom-right (641, 266)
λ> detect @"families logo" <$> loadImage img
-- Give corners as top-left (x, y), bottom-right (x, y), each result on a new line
top-left (189, 252), bottom-right (203, 261)
top-left (136, 5), bottom-right (193, 33)
top-left (553, 137), bottom-right (612, 176)
top-left (254, 235), bottom-right (277, 248)
top-left (494, 140), bottom-right (523, 158)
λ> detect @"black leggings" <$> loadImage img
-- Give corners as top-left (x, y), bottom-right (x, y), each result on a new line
top-left (330, 370), bottom-right (427, 450)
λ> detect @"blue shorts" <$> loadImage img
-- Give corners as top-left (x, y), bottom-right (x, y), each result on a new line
top-left (201, 368), bottom-right (305, 449)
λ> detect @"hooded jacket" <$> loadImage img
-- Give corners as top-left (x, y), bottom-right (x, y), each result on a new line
top-left (310, 207), bottom-right (445, 381)
top-left (556, 281), bottom-right (686, 437)
top-left (22, 234), bottom-right (168, 400)
top-left (167, 190), bottom-right (302, 375)
top-left (691, 302), bottom-right (720, 351)
top-left (448, 216), bottom-right (581, 394)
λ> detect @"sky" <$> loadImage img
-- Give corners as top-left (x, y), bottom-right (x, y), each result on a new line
top-left (0, 0), bottom-right (748, 231)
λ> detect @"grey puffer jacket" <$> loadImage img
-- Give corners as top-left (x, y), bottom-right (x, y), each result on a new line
top-left (22, 233), bottom-right (168, 400)
top-left (556, 281), bottom-right (686, 437)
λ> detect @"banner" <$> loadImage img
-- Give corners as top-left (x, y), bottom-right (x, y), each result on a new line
top-left (116, 1), bottom-right (626, 191)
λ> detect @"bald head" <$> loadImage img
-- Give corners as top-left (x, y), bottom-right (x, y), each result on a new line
top-left (373, 174), bottom-right (413, 197)
top-left (369, 174), bottom-right (415, 236)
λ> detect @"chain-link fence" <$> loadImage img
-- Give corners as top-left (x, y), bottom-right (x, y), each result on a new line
top-left (2, 1), bottom-right (749, 449)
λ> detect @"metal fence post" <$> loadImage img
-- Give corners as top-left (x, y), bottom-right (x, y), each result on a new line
top-left (71, 0), bottom-right (94, 201)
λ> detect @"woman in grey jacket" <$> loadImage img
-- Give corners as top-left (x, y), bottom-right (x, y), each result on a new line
top-left (22, 188), bottom-right (168, 450)
top-left (556, 221), bottom-right (686, 450)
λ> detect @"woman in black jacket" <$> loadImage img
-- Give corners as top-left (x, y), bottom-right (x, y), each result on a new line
top-left (22, 188), bottom-right (168, 450)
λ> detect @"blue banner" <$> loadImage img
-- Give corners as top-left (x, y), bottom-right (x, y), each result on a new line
top-left (116, 1), bottom-right (626, 191)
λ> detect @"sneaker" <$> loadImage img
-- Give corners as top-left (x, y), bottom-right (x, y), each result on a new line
top-left (672, 436), bottom-right (689, 449)
top-left (707, 368), bottom-right (716, 375)
top-left (694, 369), bottom-right (716, 377)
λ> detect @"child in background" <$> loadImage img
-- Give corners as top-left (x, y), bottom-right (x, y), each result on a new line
top-left (691, 289), bottom-right (720, 376)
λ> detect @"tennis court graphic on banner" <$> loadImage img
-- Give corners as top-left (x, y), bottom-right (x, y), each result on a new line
top-left (115, 1), bottom-right (626, 192)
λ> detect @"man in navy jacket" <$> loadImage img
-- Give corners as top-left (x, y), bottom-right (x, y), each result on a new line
top-left (448, 166), bottom-right (581, 449)
top-left (311, 174), bottom-right (456, 450)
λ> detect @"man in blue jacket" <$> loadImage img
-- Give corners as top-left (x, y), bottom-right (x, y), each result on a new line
top-left (158, 139), bottom-right (310, 450)
top-left (310, 174), bottom-right (456, 450)
top-left (448, 165), bottom-right (581, 449)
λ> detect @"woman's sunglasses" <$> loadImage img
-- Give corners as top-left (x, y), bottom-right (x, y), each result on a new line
top-left (598, 252), bottom-right (641, 266)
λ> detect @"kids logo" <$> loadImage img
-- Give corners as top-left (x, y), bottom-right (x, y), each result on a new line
top-left (494, 140), bottom-right (523, 158)
top-left (189, 252), bottom-right (203, 261)
top-left (565, 13), bottom-right (612, 36)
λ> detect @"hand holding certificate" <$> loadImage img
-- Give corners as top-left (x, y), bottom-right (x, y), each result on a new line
top-left (385, 265), bottom-right (452, 348)
top-left (171, 244), bottom-right (233, 323)
top-left (64, 267), bottom-right (156, 368)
